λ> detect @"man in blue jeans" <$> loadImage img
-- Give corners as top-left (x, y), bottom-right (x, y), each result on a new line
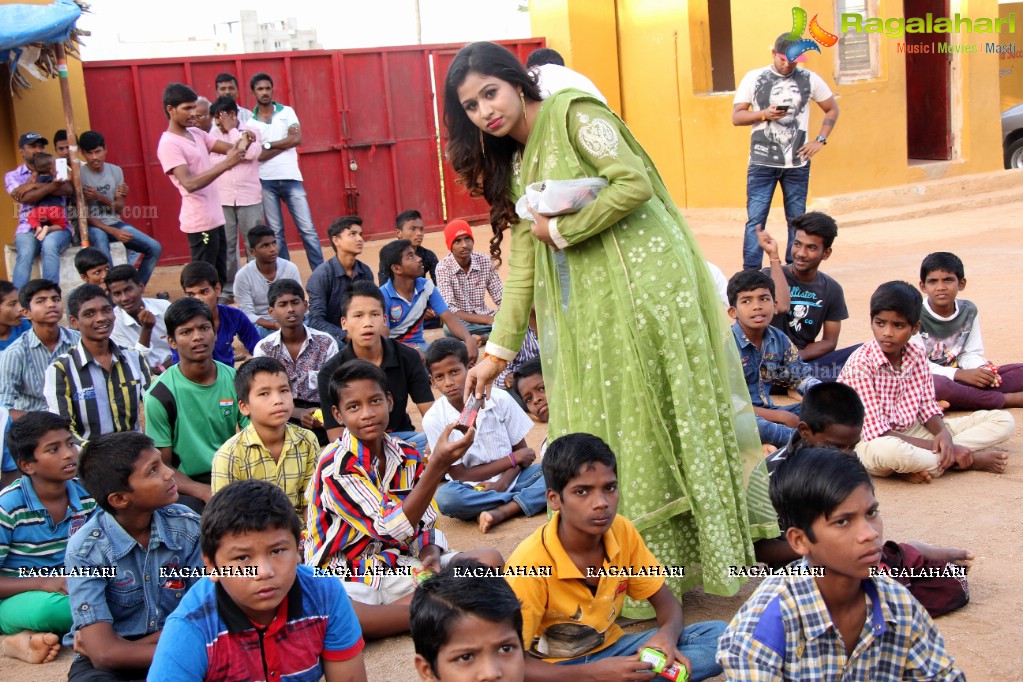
top-left (247, 72), bottom-right (324, 271)
top-left (5, 133), bottom-right (73, 288)
top-left (732, 33), bottom-right (839, 270)
top-left (78, 131), bottom-right (163, 285)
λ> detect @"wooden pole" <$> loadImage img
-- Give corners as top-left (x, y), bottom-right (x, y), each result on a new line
top-left (54, 43), bottom-right (89, 247)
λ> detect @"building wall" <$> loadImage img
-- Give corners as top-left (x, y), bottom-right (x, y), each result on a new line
top-left (1, 51), bottom-right (90, 278)
top-left (999, 2), bottom-right (1023, 111)
top-left (532, 0), bottom-right (1004, 208)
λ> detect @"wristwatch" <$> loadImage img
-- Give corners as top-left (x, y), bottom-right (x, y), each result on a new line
top-left (262, 141), bottom-right (272, 150)
top-left (815, 135), bottom-right (828, 144)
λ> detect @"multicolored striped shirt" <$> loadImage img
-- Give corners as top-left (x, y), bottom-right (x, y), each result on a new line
top-left (44, 340), bottom-right (152, 444)
top-left (211, 423), bottom-right (321, 515)
top-left (304, 431), bottom-right (446, 587)
top-left (717, 557), bottom-right (965, 681)
top-left (0, 476), bottom-right (96, 576)
top-left (0, 326), bottom-right (80, 411)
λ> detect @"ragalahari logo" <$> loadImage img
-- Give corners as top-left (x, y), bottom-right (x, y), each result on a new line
top-left (784, 7), bottom-right (839, 62)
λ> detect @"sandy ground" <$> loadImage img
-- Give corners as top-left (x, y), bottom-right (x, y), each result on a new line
top-left (2, 200), bottom-right (1022, 681)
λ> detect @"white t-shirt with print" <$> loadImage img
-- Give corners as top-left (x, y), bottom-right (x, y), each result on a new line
top-left (734, 66), bottom-right (833, 169)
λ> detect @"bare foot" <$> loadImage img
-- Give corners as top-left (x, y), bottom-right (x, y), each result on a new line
top-left (0, 631), bottom-right (60, 664)
top-left (897, 470), bottom-right (932, 484)
top-left (478, 502), bottom-right (522, 534)
top-left (904, 540), bottom-right (974, 569)
top-left (937, 400), bottom-right (951, 410)
top-left (968, 450), bottom-right (1008, 474)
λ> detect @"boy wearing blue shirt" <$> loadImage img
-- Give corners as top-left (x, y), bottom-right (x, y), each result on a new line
top-left (149, 479), bottom-right (368, 682)
top-left (0, 412), bottom-right (96, 665)
top-left (176, 261), bottom-right (260, 365)
top-left (65, 431), bottom-right (203, 681)
top-left (718, 447), bottom-right (965, 680)
top-left (378, 239), bottom-right (478, 362)
top-left (0, 280), bottom-right (31, 353)
top-left (728, 269), bottom-right (820, 447)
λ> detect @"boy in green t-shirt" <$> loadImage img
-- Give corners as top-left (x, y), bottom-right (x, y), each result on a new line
top-left (144, 297), bottom-right (244, 513)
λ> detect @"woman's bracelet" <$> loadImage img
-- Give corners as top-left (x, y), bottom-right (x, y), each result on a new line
top-left (508, 452), bottom-right (517, 468)
top-left (483, 352), bottom-right (510, 369)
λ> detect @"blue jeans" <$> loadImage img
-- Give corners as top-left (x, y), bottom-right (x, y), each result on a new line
top-left (88, 221), bottom-right (163, 285)
top-left (557, 622), bottom-right (727, 681)
top-left (13, 229), bottom-right (71, 288)
top-left (743, 163), bottom-right (810, 270)
top-left (390, 430), bottom-right (428, 455)
top-left (435, 463), bottom-right (547, 519)
top-left (260, 179), bottom-right (323, 270)
top-left (807, 344), bottom-right (862, 382)
top-left (756, 402), bottom-right (802, 448)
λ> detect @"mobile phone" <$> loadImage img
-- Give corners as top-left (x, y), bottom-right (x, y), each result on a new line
top-left (55, 158), bottom-right (69, 181)
top-left (775, 104), bottom-right (790, 112)
top-left (455, 394), bottom-right (483, 433)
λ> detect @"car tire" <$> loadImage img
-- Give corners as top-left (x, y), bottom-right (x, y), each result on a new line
top-left (1005, 138), bottom-right (1023, 169)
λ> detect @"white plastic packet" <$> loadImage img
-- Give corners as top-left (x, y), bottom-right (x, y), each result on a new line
top-left (515, 178), bottom-right (608, 220)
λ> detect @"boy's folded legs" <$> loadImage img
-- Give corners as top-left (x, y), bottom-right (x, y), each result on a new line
top-left (556, 623), bottom-right (727, 680)
top-left (0, 591), bottom-right (72, 636)
top-left (435, 463), bottom-right (547, 520)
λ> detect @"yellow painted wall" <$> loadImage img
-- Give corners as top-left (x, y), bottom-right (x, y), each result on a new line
top-left (530, 0), bottom-right (1005, 208)
top-left (999, 2), bottom-right (1023, 111)
top-left (0, 0), bottom-right (90, 279)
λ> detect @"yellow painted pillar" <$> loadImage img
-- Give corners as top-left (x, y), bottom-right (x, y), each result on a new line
top-left (529, 0), bottom-right (622, 113)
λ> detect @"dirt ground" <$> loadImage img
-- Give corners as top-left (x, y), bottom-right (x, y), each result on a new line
top-left (2, 200), bottom-right (1021, 681)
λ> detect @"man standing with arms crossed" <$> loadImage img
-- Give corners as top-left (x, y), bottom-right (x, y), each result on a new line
top-left (247, 73), bottom-right (324, 271)
top-left (733, 33), bottom-right (839, 270)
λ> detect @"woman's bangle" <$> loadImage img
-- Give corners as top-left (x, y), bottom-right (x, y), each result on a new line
top-left (760, 113), bottom-right (766, 122)
top-left (483, 352), bottom-right (510, 369)
top-left (508, 452), bottom-right (517, 467)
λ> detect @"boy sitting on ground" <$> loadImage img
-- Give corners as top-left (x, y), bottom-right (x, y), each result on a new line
top-left (411, 559), bottom-right (525, 682)
top-left (839, 281), bottom-right (1014, 483)
top-left (506, 433), bottom-right (727, 682)
top-left (378, 239), bottom-right (479, 360)
top-left (718, 447), bottom-right (965, 680)
top-left (65, 432), bottom-right (203, 681)
top-left (317, 281), bottom-right (434, 452)
top-left (424, 338), bottom-right (545, 534)
top-left (145, 297), bottom-right (246, 513)
top-left (728, 269), bottom-right (820, 447)
top-left (747, 382), bottom-right (971, 616)
top-left (0, 280), bottom-right (31, 354)
top-left (106, 264), bottom-right (172, 374)
top-left (916, 251), bottom-right (1023, 409)
top-left (148, 479), bottom-right (368, 681)
top-left (176, 261), bottom-right (260, 365)
top-left (73, 247), bottom-right (111, 290)
top-left (0, 412), bottom-right (96, 665)
top-left (305, 359), bottom-right (501, 638)
top-left (254, 279), bottom-right (337, 443)
top-left (212, 357), bottom-right (320, 517)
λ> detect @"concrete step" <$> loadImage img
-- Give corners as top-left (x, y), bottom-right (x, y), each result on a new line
top-left (3, 241), bottom-right (128, 294)
top-left (810, 169), bottom-right (1023, 214)
top-left (830, 186), bottom-right (1023, 227)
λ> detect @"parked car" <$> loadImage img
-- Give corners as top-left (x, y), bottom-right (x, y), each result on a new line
top-left (1002, 103), bottom-right (1023, 168)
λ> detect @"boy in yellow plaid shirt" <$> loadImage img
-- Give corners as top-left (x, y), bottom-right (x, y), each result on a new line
top-left (211, 356), bottom-right (320, 516)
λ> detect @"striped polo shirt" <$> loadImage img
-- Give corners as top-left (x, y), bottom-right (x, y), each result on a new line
top-left (44, 340), bottom-right (152, 444)
top-left (0, 476), bottom-right (96, 577)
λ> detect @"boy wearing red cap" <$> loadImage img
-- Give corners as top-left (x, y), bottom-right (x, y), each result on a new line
top-left (436, 220), bottom-right (539, 387)
top-left (436, 220), bottom-right (504, 340)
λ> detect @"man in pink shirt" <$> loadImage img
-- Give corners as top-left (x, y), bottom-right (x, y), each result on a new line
top-left (156, 83), bottom-right (249, 287)
top-left (209, 95), bottom-right (263, 304)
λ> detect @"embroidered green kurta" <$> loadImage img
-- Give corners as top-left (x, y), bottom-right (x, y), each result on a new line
top-left (485, 90), bottom-right (778, 604)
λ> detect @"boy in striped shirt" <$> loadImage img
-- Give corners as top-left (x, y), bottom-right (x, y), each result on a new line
top-left (0, 412), bottom-right (96, 664)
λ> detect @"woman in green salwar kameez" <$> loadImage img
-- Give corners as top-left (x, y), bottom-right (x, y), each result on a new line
top-left (447, 42), bottom-right (777, 612)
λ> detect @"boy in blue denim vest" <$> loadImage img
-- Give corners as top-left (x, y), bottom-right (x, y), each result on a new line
top-left (65, 431), bottom-right (203, 681)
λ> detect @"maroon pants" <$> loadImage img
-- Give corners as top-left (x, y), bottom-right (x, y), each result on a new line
top-left (933, 363), bottom-right (1023, 409)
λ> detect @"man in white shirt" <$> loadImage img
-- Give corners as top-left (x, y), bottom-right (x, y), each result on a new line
top-left (246, 72), bottom-right (324, 271)
top-left (526, 47), bottom-right (607, 104)
top-left (105, 264), bottom-right (172, 373)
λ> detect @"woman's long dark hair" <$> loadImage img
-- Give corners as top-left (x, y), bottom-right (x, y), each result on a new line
top-left (444, 42), bottom-right (542, 264)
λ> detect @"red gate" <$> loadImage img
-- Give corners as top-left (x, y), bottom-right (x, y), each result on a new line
top-left (82, 38), bottom-right (544, 264)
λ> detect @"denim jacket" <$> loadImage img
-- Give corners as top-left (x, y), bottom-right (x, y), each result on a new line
top-left (63, 503), bottom-right (202, 645)
top-left (732, 322), bottom-right (820, 408)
